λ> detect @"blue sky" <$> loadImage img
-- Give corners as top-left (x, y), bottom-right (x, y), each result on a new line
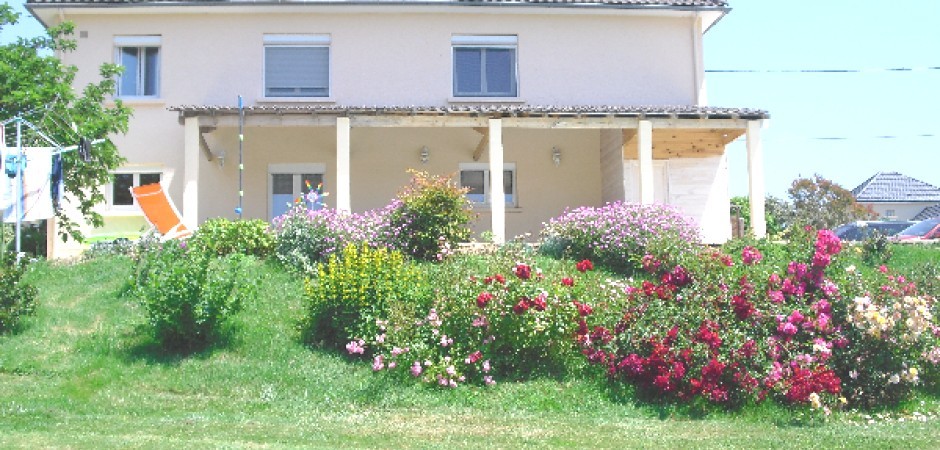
top-left (4, 0), bottom-right (939, 199)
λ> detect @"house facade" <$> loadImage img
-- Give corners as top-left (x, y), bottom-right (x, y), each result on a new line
top-left (26, 0), bottom-right (769, 258)
top-left (852, 172), bottom-right (940, 221)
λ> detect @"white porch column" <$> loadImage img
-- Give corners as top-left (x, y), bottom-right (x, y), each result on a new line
top-left (746, 120), bottom-right (767, 239)
top-left (336, 117), bottom-right (351, 212)
top-left (637, 119), bottom-right (654, 204)
top-left (183, 116), bottom-right (200, 229)
top-left (488, 118), bottom-right (505, 244)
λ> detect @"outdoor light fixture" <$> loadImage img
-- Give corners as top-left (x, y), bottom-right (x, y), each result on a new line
top-left (420, 146), bottom-right (430, 164)
top-left (552, 146), bottom-right (561, 166)
top-left (216, 150), bottom-right (226, 168)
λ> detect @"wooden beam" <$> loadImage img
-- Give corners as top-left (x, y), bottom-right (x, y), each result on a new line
top-left (472, 130), bottom-right (488, 161)
top-left (198, 126), bottom-right (215, 161)
top-left (502, 116), bottom-right (640, 129)
top-left (350, 115), bottom-right (488, 128)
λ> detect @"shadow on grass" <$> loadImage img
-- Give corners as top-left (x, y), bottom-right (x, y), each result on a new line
top-left (118, 321), bottom-right (245, 366)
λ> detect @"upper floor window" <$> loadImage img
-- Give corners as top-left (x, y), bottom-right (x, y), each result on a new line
top-left (115, 36), bottom-right (161, 97)
top-left (264, 34), bottom-right (331, 98)
top-left (452, 35), bottom-right (518, 98)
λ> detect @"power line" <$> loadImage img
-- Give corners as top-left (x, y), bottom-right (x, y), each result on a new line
top-left (707, 66), bottom-right (940, 73)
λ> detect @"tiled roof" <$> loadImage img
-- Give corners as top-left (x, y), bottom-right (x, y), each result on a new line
top-left (914, 204), bottom-right (940, 221)
top-left (852, 172), bottom-right (940, 203)
top-left (170, 104), bottom-right (767, 120)
top-left (26, 0), bottom-right (728, 7)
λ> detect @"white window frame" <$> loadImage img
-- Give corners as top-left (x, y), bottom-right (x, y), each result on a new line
top-left (452, 35), bottom-right (519, 98)
top-left (459, 162), bottom-right (517, 208)
top-left (114, 35), bottom-right (161, 98)
top-left (107, 167), bottom-right (163, 211)
top-left (263, 34), bottom-right (332, 99)
top-left (268, 163), bottom-right (327, 219)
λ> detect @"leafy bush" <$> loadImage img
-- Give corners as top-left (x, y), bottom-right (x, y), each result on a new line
top-left (301, 244), bottom-right (427, 350)
top-left (861, 231), bottom-right (892, 266)
top-left (189, 218), bottom-right (275, 258)
top-left (131, 241), bottom-right (257, 351)
top-left (0, 259), bottom-right (37, 333)
top-left (541, 202), bottom-right (701, 273)
top-left (388, 171), bottom-right (474, 261)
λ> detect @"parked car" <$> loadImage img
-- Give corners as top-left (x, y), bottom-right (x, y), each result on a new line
top-left (893, 217), bottom-right (940, 241)
top-left (833, 220), bottom-right (916, 242)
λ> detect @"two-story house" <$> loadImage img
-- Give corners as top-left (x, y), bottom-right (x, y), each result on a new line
top-left (26, 0), bottom-right (770, 258)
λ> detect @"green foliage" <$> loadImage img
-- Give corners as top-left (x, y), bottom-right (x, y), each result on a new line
top-left (0, 259), bottom-right (37, 333)
top-left (189, 218), bottom-right (275, 258)
top-left (730, 195), bottom-right (793, 236)
top-left (131, 241), bottom-right (257, 351)
top-left (1, 5), bottom-right (130, 242)
top-left (302, 244), bottom-right (427, 350)
top-left (388, 170), bottom-right (475, 261)
top-left (861, 231), bottom-right (892, 266)
top-left (788, 174), bottom-right (875, 230)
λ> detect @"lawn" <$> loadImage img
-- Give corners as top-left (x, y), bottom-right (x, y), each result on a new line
top-left (1, 247), bottom-right (939, 449)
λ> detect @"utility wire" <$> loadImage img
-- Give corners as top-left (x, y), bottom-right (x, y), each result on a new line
top-left (707, 66), bottom-right (940, 73)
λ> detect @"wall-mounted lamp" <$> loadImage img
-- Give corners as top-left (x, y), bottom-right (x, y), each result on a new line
top-left (216, 150), bottom-right (226, 168)
top-left (552, 146), bottom-right (561, 166)
top-left (420, 145), bottom-right (430, 164)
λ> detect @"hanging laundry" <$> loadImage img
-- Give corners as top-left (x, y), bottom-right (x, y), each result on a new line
top-left (51, 153), bottom-right (63, 210)
top-left (4, 147), bottom-right (54, 223)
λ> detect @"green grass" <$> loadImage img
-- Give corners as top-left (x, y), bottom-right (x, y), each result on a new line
top-left (1, 255), bottom-right (940, 448)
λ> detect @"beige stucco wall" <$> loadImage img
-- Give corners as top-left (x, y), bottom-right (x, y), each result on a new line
top-left (864, 202), bottom-right (939, 221)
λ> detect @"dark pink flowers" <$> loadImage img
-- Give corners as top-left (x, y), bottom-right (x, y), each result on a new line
top-left (576, 259), bottom-right (594, 273)
top-left (741, 246), bottom-right (762, 265)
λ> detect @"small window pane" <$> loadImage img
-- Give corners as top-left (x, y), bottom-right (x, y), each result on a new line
top-left (139, 173), bottom-right (161, 186)
top-left (300, 174), bottom-right (324, 194)
top-left (143, 47), bottom-right (159, 96)
top-left (485, 48), bottom-right (516, 96)
top-left (272, 174), bottom-right (293, 195)
top-left (119, 47), bottom-right (139, 96)
top-left (503, 170), bottom-right (514, 204)
top-left (454, 48), bottom-right (483, 96)
top-left (113, 174), bottom-right (134, 206)
top-left (461, 170), bottom-right (485, 203)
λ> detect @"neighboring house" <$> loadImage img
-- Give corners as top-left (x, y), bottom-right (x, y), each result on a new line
top-left (852, 172), bottom-right (940, 221)
top-left (26, 0), bottom-right (770, 258)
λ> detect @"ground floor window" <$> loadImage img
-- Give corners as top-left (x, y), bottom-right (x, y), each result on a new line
top-left (269, 163), bottom-right (325, 219)
top-left (110, 171), bottom-right (162, 208)
top-left (459, 163), bottom-right (516, 207)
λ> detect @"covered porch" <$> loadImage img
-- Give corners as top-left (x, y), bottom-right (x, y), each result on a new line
top-left (174, 105), bottom-right (769, 243)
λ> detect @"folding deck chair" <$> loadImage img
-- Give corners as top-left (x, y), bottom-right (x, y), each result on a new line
top-left (131, 183), bottom-right (193, 240)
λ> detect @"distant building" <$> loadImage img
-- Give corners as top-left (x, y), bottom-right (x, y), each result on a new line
top-left (852, 172), bottom-right (940, 220)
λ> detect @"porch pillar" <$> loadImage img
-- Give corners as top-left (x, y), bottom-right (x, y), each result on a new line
top-left (488, 118), bottom-right (505, 244)
top-left (183, 116), bottom-right (200, 229)
top-left (637, 119), bottom-right (654, 204)
top-left (746, 120), bottom-right (767, 238)
top-left (336, 117), bottom-right (351, 212)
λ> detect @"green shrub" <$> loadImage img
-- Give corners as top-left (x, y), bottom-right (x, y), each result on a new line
top-left (861, 231), bottom-right (892, 266)
top-left (0, 259), bottom-right (38, 333)
top-left (388, 170), bottom-right (475, 261)
top-left (301, 243), bottom-right (427, 350)
top-left (189, 218), bottom-right (275, 258)
top-left (132, 241), bottom-right (257, 351)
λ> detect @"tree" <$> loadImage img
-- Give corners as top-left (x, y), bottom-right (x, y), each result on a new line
top-left (787, 174), bottom-right (875, 230)
top-left (730, 195), bottom-right (793, 237)
top-left (1, 5), bottom-right (130, 241)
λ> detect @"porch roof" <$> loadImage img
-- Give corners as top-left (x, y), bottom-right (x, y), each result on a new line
top-left (174, 104), bottom-right (767, 159)
top-left (27, 0), bottom-right (728, 7)
top-left (171, 104), bottom-right (768, 121)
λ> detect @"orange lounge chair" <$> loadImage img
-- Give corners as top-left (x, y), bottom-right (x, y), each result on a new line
top-left (131, 183), bottom-right (193, 240)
